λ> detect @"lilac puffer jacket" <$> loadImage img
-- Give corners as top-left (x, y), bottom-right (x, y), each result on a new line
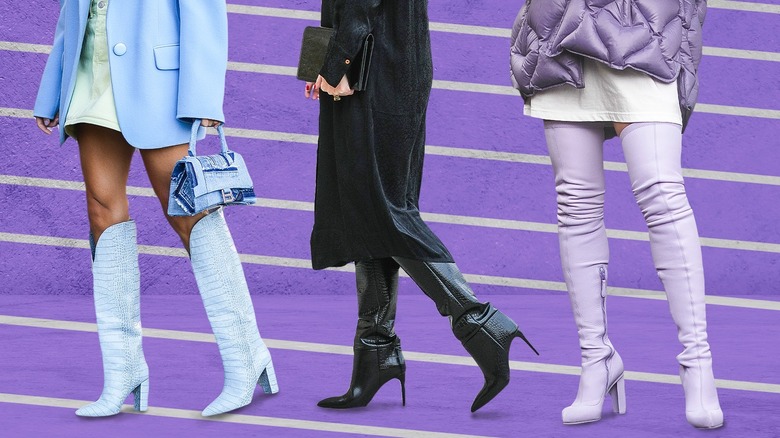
top-left (510, 0), bottom-right (706, 128)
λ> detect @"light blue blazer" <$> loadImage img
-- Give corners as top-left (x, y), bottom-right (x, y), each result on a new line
top-left (33, 0), bottom-right (228, 149)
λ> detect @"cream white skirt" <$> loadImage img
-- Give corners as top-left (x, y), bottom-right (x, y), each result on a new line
top-left (524, 58), bottom-right (682, 126)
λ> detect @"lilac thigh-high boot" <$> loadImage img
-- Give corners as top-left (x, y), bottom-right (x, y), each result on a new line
top-left (545, 121), bottom-right (625, 425)
top-left (620, 123), bottom-right (723, 429)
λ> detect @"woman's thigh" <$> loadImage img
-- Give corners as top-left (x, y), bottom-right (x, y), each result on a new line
top-left (76, 124), bottom-right (135, 240)
top-left (139, 144), bottom-right (203, 248)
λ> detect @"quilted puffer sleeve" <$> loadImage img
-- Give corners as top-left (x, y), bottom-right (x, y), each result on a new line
top-left (510, 4), bottom-right (530, 92)
top-left (677, 0), bottom-right (706, 128)
top-left (319, 0), bottom-right (381, 87)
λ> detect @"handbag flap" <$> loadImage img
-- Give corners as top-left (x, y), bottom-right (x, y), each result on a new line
top-left (297, 26), bottom-right (333, 82)
top-left (186, 152), bottom-right (253, 197)
top-left (350, 34), bottom-right (374, 91)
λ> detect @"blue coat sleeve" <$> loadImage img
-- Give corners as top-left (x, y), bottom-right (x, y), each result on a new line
top-left (320, 0), bottom-right (382, 87)
top-left (176, 0), bottom-right (228, 123)
top-left (33, 0), bottom-right (67, 119)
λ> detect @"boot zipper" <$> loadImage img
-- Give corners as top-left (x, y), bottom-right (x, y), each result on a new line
top-left (599, 265), bottom-right (615, 393)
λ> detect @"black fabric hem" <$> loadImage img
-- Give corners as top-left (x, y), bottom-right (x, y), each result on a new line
top-left (311, 227), bottom-right (454, 271)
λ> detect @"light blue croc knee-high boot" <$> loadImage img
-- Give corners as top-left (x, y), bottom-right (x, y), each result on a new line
top-left (76, 220), bottom-right (150, 417)
top-left (189, 209), bottom-right (278, 417)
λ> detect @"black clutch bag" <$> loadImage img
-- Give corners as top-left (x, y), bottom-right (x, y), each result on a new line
top-left (296, 26), bottom-right (374, 91)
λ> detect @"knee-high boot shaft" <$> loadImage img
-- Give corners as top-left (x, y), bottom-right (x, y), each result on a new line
top-left (190, 209), bottom-right (278, 417)
top-left (621, 123), bottom-right (722, 428)
top-left (354, 258), bottom-right (401, 348)
top-left (393, 258), bottom-right (537, 412)
top-left (76, 220), bottom-right (149, 417)
top-left (545, 122), bottom-right (625, 424)
top-left (546, 121), bottom-right (722, 428)
top-left (318, 259), bottom-right (406, 409)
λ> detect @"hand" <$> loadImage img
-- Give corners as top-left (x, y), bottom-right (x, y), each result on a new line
top-left (319, 75), bottom-right (354, 99)
top-left (304, 76), bottom-right (322, 100)
top-left (201, 119), bottom-right (221, 128)
top-left (35, 115), bottom-right (59, 135)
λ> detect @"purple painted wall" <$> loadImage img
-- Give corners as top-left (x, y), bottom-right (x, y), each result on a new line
top-left (0, 0), bottom-right (778, 297)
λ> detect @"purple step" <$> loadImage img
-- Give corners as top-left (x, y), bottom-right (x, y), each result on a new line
top-left (4, 47), bottom-right (780, 176)
top-left (3, 114), bottom-right (779, 250)
top-left (0, 403), bottom-right (373, 438)
top-left (0, 295), bottom-right (779, 437)
top-left (3, 179), bottom-right (780, 295)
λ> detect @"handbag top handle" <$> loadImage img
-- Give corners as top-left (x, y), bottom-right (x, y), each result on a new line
top-left (189, 119), bottom-right (229, 157)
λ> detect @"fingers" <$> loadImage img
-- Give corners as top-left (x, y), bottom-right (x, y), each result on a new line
top-left (305, 82), bottom-right (314, 98)
top-left (35, 117), bottom-right (52, 135)
top-left (322, 74), bottom-right (354, 100)
top-left (200, 119), bottom-right (222, 128)
top-left (314, 75), bottom-right (325, 100)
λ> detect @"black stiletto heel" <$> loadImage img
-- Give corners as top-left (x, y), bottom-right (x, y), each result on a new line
top-left (515, 330), bottom-right (540, 356)
top-left (399, 373), bottom-right (406, 406)
top-left (317, 342), bottom-right (406, 409)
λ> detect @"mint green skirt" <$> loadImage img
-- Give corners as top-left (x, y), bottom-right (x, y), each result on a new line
top-left (65, 0), bottom-right (120, 138)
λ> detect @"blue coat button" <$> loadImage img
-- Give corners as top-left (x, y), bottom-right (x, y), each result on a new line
top-left (113, 43), bottom-right (127, 56)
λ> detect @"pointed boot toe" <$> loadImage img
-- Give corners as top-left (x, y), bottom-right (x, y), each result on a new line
top-left (470, 376), bottom-right (510, 412)
top-left (457, 304), bottom-right (537, 412)
top-left (317, 393), bottom-right (366, 409)
top-left (317, 344), bottom-right (405, 410)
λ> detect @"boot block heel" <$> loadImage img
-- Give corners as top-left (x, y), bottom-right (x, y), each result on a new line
top-left (608, 375), bottom-right (626, 415)
top-left (258, 361), bottom-right (280, 395)
top-left (133, 379), bottom-right (149, 412)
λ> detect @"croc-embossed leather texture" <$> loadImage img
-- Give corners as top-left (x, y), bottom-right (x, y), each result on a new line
top-left (190, 210), bottom-right (278, 417)
top-left (76, 221), bottom-right (149, 417)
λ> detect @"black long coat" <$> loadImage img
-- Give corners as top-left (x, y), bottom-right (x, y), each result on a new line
top-left (311, 0), bottom-right (453, 270)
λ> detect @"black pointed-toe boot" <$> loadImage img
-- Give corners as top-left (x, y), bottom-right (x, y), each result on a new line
top-left (317, 258), bottom-right (406, 409)
top-left (393, 258), bottom-right (538, 412)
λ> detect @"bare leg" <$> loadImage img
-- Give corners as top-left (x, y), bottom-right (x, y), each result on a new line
top-left (141, 141), bottom-right (276, 416)
top-left (613, 122), bottom-right (631, 137)
top-left (74, 123), bottom-right (148, 417)
top-left (139, 144), bottom-right (204, 251)
top-left (77, 124), bottom-right (135, 243)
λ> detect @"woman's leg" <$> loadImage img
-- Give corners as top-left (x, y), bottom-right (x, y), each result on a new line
top-left (140, 144), bottom-right (277, 417)
top-left (619, 122), bottom-right (723, 429)
top-left (139, 144), bottom-right (202, 251)
top-left (78, 124), bottom-right (135, 243)
top-left (75, 124), bottom-right (148, 417)
top-left (318, 259), bottom-right (406, 409)
top-left (544, 120), bottom-right (625, 425)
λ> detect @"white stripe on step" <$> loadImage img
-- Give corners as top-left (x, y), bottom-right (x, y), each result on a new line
top-left (1, 315), bottom-right (779, 395)
top-left (1, 230), bottom-right (780, 312)
top-left (3, 173), bottom-right (780, 258)
top-left (4, 106), bottom-right (780, 188)
top-left (0, 392), bottom-right (491, 438)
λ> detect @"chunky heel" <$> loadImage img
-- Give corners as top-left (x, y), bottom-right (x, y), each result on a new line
top-left (609, 375), bottom-right (626, 414)
top-left (258, 361), bottom-right (279, 394)
top-left (398, 373), bottom-right (406, 406)
top-left (133, 379), bottom-right (149, 412)
top-left (515, 330), bottom-right (540, 356)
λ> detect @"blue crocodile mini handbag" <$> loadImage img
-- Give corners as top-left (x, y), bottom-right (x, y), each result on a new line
top-left (167, 120), bottom-right (256, 216)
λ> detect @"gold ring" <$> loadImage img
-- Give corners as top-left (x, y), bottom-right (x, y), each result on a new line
top-left (333, 95), bottom-right (341, 101)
